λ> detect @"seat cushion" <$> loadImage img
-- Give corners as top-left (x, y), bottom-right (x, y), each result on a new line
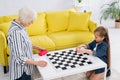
top-left (67, 12), bottom-right (92, 31)
top-left (30, 35), bottom-right (56, 53)
top-left (26, 13), bottom-right (47, 36)
top-left (48, 31), bottom-right (94, 49)
top-left (46, 9), bottom-right (76, 33)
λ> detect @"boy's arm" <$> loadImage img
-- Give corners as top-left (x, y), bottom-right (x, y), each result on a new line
top-left (77, 44), bottom-right (87, 49)
top-left (77, 47), bottom-right (93, 55)
top-left (83, 49), bottom-right (93, 55)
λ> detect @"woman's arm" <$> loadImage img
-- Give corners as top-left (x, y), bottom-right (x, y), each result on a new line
top-left (26, 59), bottom-right (47, 67)
top-left (32, 45), bottom-right (45, 51)
top-left (8, 31), bottom-right (28, 65)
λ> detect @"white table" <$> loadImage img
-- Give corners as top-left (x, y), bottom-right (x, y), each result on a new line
top-left (34, 48), bottom-right (107, 80)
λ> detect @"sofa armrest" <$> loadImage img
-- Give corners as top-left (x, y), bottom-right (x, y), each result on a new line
top-left (0, 31), bottom-right (7, 66)
top-left (88, 20), bottom-right (97, 33)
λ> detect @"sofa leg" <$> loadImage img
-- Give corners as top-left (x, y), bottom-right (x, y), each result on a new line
top-left (3, 66), bottom-right (9, 74)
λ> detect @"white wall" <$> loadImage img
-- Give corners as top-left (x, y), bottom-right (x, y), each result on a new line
top-left (0, 0), bottom-right (73, 16)
top-left (0, 0), bottom-right (114, 27)
top-left (89, 0), bottom-right (114, 27)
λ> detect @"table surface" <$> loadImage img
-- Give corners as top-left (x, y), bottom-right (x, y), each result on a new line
top-left (34, 48), bottom-right (107, 80)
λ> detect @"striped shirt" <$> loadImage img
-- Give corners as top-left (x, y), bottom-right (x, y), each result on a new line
top-left (7, 20), bottom-right (34, 80)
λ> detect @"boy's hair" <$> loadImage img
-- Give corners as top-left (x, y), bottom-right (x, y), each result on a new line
top-left (94, 26), bottom-right (111, 69)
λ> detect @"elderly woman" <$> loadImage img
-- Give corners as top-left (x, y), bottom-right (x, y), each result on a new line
top-left (7, 7), bottom-right (47, 80)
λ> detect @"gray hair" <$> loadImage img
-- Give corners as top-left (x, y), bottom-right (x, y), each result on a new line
top-left (19, 7), bottom-right (37, 24)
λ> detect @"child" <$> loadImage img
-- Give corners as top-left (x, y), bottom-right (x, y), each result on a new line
top-left (76, 26), bottom-right (111, 80)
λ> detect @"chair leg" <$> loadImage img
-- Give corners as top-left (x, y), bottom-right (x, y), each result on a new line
top-left (3, 66), bottom-right (9, 74)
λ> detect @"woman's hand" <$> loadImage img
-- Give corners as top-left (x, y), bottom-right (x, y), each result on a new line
top-left (36, 60), bottom-right (47, 67)
top-left (37, 47), bottom-right (45, 51)
top-left (32, 45), bottom-right (45, 51)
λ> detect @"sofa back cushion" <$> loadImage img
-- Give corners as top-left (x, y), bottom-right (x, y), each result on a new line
top-left (0, 14), bottom-right (18, 24)
top-left (0, 21), bottom-right (11, 36)
top-left (26, 13), bottom-right (47, 36)
top-left (46, 9), bottom-right (76, 33)
top-left (3, 15), bottom-right (18, 22)
top-left (67, 12), bottom-right (92, 31)
top-left (0, 16), bottom-right (4, 24)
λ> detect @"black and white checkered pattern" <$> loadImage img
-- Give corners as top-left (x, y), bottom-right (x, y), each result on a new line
top-left (46, 49), bottom-right (92, 70)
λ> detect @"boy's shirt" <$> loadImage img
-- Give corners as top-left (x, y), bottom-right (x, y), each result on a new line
top-left (87, 40), bottom-right (108, 64)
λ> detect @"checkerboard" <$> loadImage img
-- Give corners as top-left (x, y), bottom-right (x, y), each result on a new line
top-left (46, 48), bottom-right (92, 71)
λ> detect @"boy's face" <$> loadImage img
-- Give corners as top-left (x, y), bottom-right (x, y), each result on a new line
top-left (94, 32), bottom-right (105, 43)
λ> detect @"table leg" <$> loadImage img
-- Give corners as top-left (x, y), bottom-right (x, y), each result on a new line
top-left (103, 65), bottom-right (107, 80)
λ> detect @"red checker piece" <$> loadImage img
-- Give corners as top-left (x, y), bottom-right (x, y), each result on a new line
top-left (38, 50), bottom-right (48, 56)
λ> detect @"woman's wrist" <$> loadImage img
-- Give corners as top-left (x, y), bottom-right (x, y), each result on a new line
top-left (32, 45), bottom-right (44, 51)
top-left (34, 61), bottom-right (39, 66)
top-left (26, 59), bottom-right (38, 66)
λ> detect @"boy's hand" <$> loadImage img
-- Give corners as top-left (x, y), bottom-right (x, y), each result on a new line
top-left (76, 47), bottom-right (81, 53)
top-left (78, 44), bottom-right (87, 48)
top-left (77, 47), bottom-right (86, 53)
top-left (36, 60), bottom-right (47, 67)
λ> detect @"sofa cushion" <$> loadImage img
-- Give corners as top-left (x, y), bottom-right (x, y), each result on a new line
top-left (0, 16), bottom-right (4, 24)
top-left (48, 31), bottom-right (94, 49)
top-left (88, 20), bottom-right (97, 33)
top-left (4, 14), bottom-right (18, 22)
top-left (67, 12), bottom-right (92, 31)
top-left (0, 21), bottom-right (11, 36)
top-left (46, 9), bottom-right (76, 33)
top-left (30, 35), bottom-right (56, 53)
top-left (26, 13), bottom-right (47, 36)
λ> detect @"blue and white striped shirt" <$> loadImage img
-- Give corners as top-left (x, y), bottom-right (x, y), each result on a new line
top-left (8, 20), bottom-right (34, 80)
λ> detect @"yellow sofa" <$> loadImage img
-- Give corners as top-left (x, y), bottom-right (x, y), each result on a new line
top-left (0, 9), bottom-right (97, 73)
